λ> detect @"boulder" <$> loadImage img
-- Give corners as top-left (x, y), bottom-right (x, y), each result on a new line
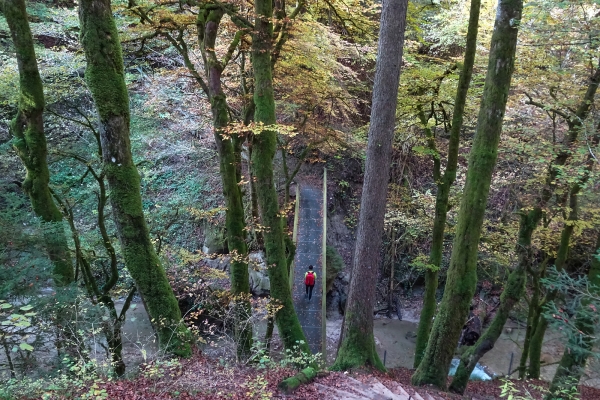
top-left (205, 255), bottom-right (230, 271)
top-left (326, 271), bottom-right (349, 317)
top-left (248, 251), bottom-right (270, 296)
top-left (203, 223), bottom-right (227, 254)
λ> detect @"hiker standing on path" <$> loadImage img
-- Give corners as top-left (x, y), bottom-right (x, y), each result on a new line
top-left (305, 265), bottom-right (316, 301)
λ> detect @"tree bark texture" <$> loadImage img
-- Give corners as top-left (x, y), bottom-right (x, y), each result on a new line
top-left (79, 0), bottom-right (190, 356)
top-left (199, 7), bottom-right (252, 359)
top-left (526, 218), bottom-right (574, 378)
top-left (414, 0), bottom-right (481, 368)
top-left (412, 0), bottom-right (523, 389)
top-left (4, 0), bottom-right (74, 285)
top-left (251, 0), bottom-right (309, 353)
top-left (278, 367), bottom-right (317, 394)
top-left (547, 233), bottom-right (600, 399)
top-left (449, 210), bottom-right (536, 393)
top-left (451, 65), bottom-right (600, 388)
top-left (332, 0), bottom-right (408, 371)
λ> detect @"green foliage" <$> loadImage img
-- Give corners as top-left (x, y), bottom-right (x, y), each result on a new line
top-left (325, 245), bottom-right (344, 292)
top-left (0, 301), bottom-right (36, 355)
top-left (244, 374), bottom-right (272, 400)
top-left (499, 378), bottom-right (579, 400)
top-left (410, 254), bottom-right (439, 273)
top-left (499, 379), bottom-right (538, 400)
top-left (249, 340), bottom-right (322, 370)
top-left (0, 0), bottom-right (599, 394)
top-left (141, 358), bottom-right (181, 379)
top-left (0, 357), bottom-right (111, 400)
top-left (541, 267), bottom-right (600, 355)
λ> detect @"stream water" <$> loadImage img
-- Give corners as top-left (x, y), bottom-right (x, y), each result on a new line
top-left (5, 298), bottom-right (598, 388)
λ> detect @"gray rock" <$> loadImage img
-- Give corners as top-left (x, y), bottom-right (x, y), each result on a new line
top-left (248, 251), bottom-right (270, 296)
top-left (341, 271), bottom-right (350, 284)
top-left (405, 331), bottom-right (417, 343)
top-left (205, 255), bottom-right (230, 271)
top-left (203, 223), bottom-right (227, 254)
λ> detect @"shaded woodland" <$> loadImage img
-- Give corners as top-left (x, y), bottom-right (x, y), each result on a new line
top-left (0, 0), bottom-right (600, 399)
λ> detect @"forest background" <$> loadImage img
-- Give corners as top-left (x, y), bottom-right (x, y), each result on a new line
top-left (0, 0), bottom-right (599, 399)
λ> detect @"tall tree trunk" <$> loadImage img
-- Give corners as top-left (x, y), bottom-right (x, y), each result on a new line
top-left (414, 0), bottom-right (481, 368)
top-left (4, 0), bottom-right (74, 285)
top-left (519, 274), bottom-right (541, 378)
top-left (506, 66), bottom-right (600, 378)
top-left (331, 0), bottom-right (408, 371)
top-left (251, 0), bottom-right (309, 353)
top-left (412, 0), bottom-right (523, 389)
top-left (248, 144), bottom-right (264, 247)
top-left (199, 8), bottom-right (252, 359)
top-left (547, 233), bottom-right (600, 399)
top-left (449, 65), bottom-right (600, 388)
top-left (79, 0), bottom-right (190, 356)
top-left (449, 208), bottom-right (540, 393)
top-left (528, 202), bottom-right (576, 378)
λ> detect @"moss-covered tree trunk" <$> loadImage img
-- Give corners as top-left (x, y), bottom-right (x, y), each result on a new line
top-left (518, 275), bottom-right (541, 378)
top-left (547, 233), bottom-right (600, 399)
top-left (414, 0), bottom-right (481, 368)
top-left (79, 0), bottom-right (190, 356)
top-left (4, 0), bottom-right (74, 285)
top-left (248, 144), bottom-right (264, 248)
top-left (527, 204), bottom-right (576, 378)
top-left (449, 213), bottom-right (539, 392)
top-left (251, 0), bottom-right (309, 353)
top-left (411, 0), bottom-right (523, 389)
top-left (331, 0), bottom-right (408, 371)
top-left (198, 8), bottom-right (252, 359)
top-left (503, 64), bottom-right (600, 378)
top-left (448, 66), bottom-right (600, 388)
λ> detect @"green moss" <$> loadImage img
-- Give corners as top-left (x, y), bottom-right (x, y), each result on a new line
top-left (5, 0), bottom-right (73, 285)
top-left (414, 268), bottom-right (438, 368)
top-left (278, 367), bottom-right (317, 394)
top-left (415, 0), bottom-right (481, 370)
top-left (529, 194), bottom-right (578, 379)
top-left (412, 0), bottom-right (523, 388)
top-left (325, 245), bottom-right (343, 292)
top-left (79, 0), bottom-right (190, 356)
top-left (251, 0), bottom-right (308, 354)
top-left (331, 315), bottom-right (385, 371)
top-left (79, 0), bottom-right (129, 120)
top-left (449, 266), bottom-right (526, 393)
top-left (205, 45), bottom-right (252, 356)
top-left (104, 164), bottom-right (145, 216)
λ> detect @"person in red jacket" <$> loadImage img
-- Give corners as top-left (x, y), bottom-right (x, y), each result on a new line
top-left (304, 265), bottom-right (316, 301)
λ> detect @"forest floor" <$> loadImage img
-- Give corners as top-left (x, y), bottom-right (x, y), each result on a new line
top-left (100, 299), bottom-right (600, 399)
top-left (92, 350), bottom-right (600, 399)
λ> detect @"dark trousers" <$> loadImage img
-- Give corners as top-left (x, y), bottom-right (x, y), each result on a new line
top-left (305, 284), bottom-right (314, 300)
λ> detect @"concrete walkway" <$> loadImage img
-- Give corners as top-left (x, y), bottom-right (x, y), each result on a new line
top-left (292, 186), bottom-right (323, 355)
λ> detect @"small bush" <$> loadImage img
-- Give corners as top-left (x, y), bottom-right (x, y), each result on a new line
top-left (325, 245), bottom-right (344, 292)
